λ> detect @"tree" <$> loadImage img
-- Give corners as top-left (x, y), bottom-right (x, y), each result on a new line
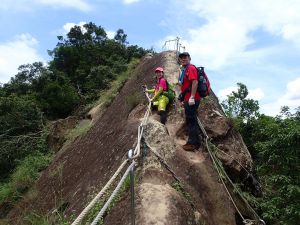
top-left (114, 29), bottom-right (128, 45)
top-left (221, 83), bottom-right (259, 121)
top-left (0, 96), bottom-right (43, 136)
top-left (3, 62), bottom-right (47, 96)
top-left (254, 108), bottom-right (300, 225)
top-left (0, 96), bottom-right (45, 178)
top-left (38, 81), bottom-right (79, 118)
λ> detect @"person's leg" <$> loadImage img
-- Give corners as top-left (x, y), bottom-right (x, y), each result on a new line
top-left (158, 96), bottom-right (169, 125)
top-left (159, 110), bottom-right (167, 124)
top-left (184, 101), bottom-right (201, 148)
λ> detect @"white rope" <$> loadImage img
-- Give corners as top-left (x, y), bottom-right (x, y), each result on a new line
top-left (71, 159), bottom-right (129, 225)
top-left (72, 93), bottom-right (151, 224)
top-left (132, 99), bottom-right (151, 159)
top-left (91, 161), bottom-right (135, 225)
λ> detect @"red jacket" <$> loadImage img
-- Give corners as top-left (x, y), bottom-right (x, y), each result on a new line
top-left (181, 64), bottom-right (200, 102)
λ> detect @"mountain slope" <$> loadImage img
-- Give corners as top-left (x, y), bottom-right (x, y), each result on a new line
top-left (9, 51), bottom-right (258, 225)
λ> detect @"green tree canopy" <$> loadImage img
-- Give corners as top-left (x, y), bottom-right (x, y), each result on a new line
top-left (221, 82), bottom-right (259, 121)
top-left (222, 83), bottom-right (300, 225)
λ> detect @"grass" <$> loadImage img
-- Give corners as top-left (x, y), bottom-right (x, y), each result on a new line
top-left (21, 211), bottom-right (71, 225)
top-left (0, 152), bottom-right (52, 206)
top-left (0, 58), bottom-right (141, 223)
top-left (61, 57), bottom-right (140, 152)
top-left (200, 96), bottom-right (212, 107)
top-left (126, 91), bottom-right (145, 110)
top-left (84, 58), bottom-right (141, 114)
top-left (64, 120), bottom-right (92, 147)
top-left (171, 181), bottom-right (192, 203)
top-left (83, 171), bottom-right (138, 224)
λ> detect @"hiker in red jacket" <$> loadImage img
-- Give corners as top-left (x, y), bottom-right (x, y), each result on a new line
top-left (178, 52), bottom-right (201, 151)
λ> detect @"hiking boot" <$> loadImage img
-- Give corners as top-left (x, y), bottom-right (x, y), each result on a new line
top-left (182, 143), bottom-right (200, 151)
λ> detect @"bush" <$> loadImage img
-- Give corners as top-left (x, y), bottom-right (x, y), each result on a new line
top-left (38, 82), bottom-right (79, 118)
top-left (0, 152), bottom-right (51, 205)
top-left (0, 96), bottom-right (43, 135)
top-left (126, 92), bottom-right (144, 110)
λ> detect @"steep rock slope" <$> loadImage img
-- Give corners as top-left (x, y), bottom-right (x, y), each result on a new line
top-left (104, 52), bottom-right (256, 225)
top-left (9, 51), bottom-right (256, 225)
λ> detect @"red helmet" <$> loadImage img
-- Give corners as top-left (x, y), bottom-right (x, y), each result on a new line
top-left (155, 67), bottom-right (164, 73)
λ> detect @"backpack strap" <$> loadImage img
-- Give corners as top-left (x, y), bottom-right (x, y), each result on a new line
top-left (178, 64), bottom-right (190, 84)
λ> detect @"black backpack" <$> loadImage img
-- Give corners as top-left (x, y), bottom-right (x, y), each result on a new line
top-left (178, 65), bottom-right (211, 101)
top-left (196, 66), bottom-right (211, 97)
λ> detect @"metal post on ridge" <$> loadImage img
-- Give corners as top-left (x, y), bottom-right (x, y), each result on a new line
top-left (128, 149), bottom-right (135, 225)
top-left (162, 36), bottom-right (185, 55)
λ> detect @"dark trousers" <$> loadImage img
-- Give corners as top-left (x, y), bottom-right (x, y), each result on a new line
top-left (159, 111), bottom-right (167, 124)
top-left (184, 101), bottom-right (201, 145)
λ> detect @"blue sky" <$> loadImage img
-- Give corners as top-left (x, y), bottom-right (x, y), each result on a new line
top-left (0, 0), bottom-right (300, 116)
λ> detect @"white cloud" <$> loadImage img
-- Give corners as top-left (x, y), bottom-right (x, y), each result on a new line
top-left (247, 88), bottom-right (265, 101)
top-left (261, 77), bottom-right (300, 115)
top-left (106, 30), bottom-right (115, 39)
top-left (38, 0), bottom-right (92, 11)
top-left (0, 0), bottom-right (92, 12)
top-left (62, 21), bottom-right (87, 34)
top-left (180, 18), bottom-right (253, 70)
top-left (123, 0), bottom-right (140, 4)
top-left (165, 0), bottom-right (300, 70)
top-left (61, 23), bottom-right (116, 39)
top-left (217, 86), bottom-right (237, 101)
top-left (218, 86), bottom-right (264, 101)
top-left (0, 34), bottom-right (44, 83)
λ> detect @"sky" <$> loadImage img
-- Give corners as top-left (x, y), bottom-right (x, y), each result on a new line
top-left (0, 0), bottom-right (299, 116)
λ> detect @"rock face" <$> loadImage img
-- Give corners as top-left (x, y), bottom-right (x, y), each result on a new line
top-left (47, 116), bottom-right (79, 152)
top-left (8, 51), bottom-right (256, 225)
top-left (199, 97), bottom-right (253, 175)
top-left (105, 51), bottom-right (256, 225)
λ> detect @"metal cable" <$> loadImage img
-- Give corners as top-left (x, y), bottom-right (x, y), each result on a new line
top-left (197, 116), bottom-right (265, 225)
top-left (145, 141), bottom-right (182, 183)
top-left (214, 147), bottom-right (263, 188)
top-left (205, 138), bottom-right (246, 221)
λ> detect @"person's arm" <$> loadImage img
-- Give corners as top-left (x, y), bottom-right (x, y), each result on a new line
top-left (151, 87), bottom-right (163, 101)
top-left (188, 66), bottom-right (198, 105)
top-left (146, 88), bottom-right (155, 93)
top-left (191, 80), bottom-right (198, 97)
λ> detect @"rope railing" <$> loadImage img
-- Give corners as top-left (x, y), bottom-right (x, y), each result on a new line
top-left (71, 93), bottom-right (152, 225)
top-left (91, 161), bottom-right (135, 225)
top-left (71, 159), bottom-right (129, 225)
top-left (72, 88), bottom-right (265, 225)
top-left (197, 116), bottom-right (265, 225)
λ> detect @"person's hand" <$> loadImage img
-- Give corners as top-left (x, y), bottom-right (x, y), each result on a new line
top-left (142, 85), bottom-right (149, 93)
top-left (188, 96), bottom-right (195, 105)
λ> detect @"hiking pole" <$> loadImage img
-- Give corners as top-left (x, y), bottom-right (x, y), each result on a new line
top-left (128, 149), bottom-right (135, 225)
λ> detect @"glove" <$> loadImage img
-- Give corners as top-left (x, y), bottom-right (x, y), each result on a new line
top-left (188, 96), bottom-right (195, 105)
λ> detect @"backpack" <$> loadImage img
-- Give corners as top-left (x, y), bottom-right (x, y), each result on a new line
top-left (163, 81), bottom-right (176, 102)
top-left (195, 66), bottom-right (211, 97)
